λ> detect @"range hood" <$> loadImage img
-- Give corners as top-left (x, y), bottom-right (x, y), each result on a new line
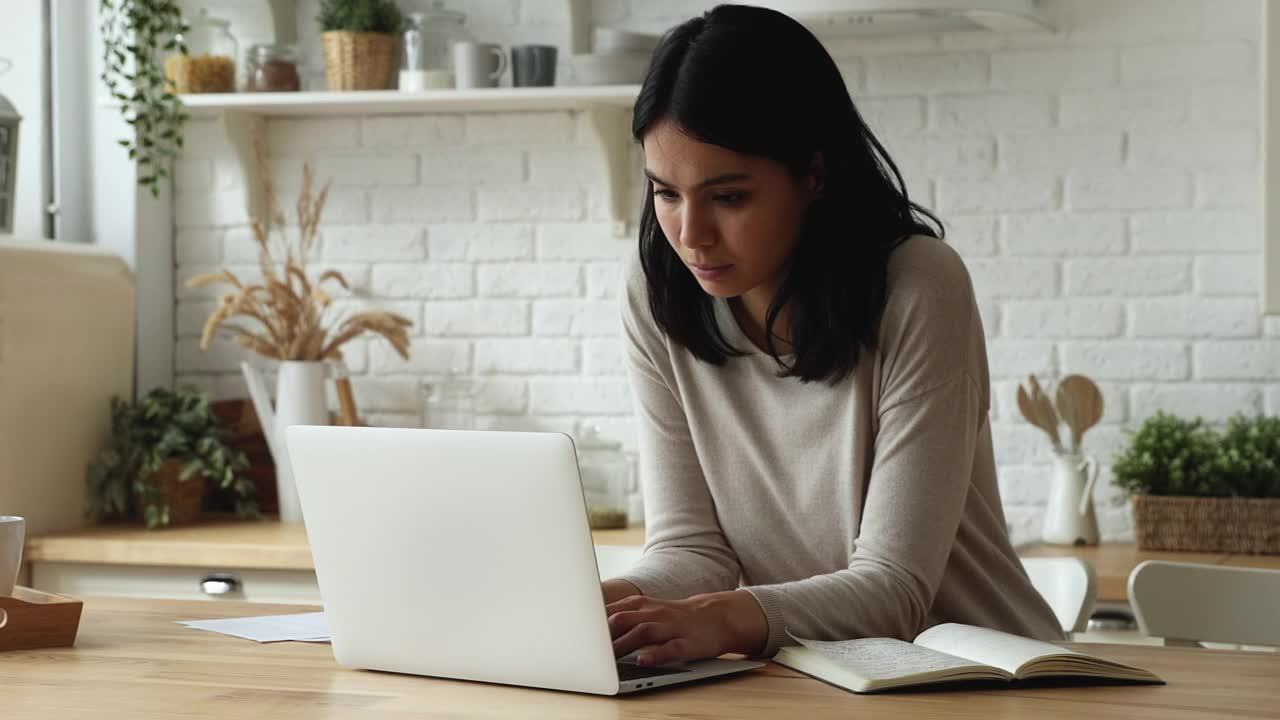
top-left (739, 0), bottom-right (1052, 34)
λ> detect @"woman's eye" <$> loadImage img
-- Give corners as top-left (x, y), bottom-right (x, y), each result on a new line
top-left (713, 192), bottom-right (745, 205)
top-left (653, 188), bottom-right (679, 202)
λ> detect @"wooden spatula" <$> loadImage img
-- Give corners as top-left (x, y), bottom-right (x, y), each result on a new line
top-left (1028, 375), bottom-right (1063, 453)
top-left (1056, 375), bottom-right (1103, 453)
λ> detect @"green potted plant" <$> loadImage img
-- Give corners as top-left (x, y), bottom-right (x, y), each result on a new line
top-left (1112, 411), bottom-right (1280, 554)
top-left (317, 0), bottom-right (404, 90)
top-left (99, 0), bottom-right (191, 197)
top-left (87, 385), bottom-right (261, 529)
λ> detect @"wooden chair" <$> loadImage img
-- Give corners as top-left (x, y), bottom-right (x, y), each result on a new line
top-left (1128, 560), bottom-right (1280, 648)
top-left (1021, 556), bottom-right (1098, 637)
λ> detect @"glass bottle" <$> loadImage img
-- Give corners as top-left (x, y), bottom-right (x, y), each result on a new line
top-left (165, 9), bottom-right (239, 94)
top-left (399, 12), bottom-right (428, 91)
top-left (575, 425), bottom-right (631, 529)
top-left (245, 44), bottom-right (301, 92)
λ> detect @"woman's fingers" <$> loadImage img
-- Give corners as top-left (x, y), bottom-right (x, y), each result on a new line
top-left (604, 596), bottom-right (718, 664)
top-left (605, 594), bottom-right (654, 614)
top-left (612, 621), bottom-right (673, 658)
top-left (607, 608), bottom-right (662, 635)
top-left (634, 638), bottom-right (694, 667)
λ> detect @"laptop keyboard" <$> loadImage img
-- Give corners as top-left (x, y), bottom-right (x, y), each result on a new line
top-left (616, 662), bottom-right (693, 681)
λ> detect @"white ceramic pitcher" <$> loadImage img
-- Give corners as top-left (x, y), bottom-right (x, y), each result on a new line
top-left (1041, 451), bottom-right (1100, 546)
top-left (241, 361), bottom-right (332, 524)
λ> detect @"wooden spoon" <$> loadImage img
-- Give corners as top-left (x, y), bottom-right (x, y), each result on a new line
top-left (1056, 375), bottom-right (1103, 453)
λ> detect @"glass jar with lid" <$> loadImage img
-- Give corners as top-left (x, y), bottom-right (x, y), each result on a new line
top-left (399, 1), bottom-right (471, 90)
top-left (245, 44), bottom-right (301, 92)
top-left (420, 370), bottom-right (479, 430)
top-left (164, 9), bottom-right (238, 93)
top-left (575, 425), bottom-right (632, 529)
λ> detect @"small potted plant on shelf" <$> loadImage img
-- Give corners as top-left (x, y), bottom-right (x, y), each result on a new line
top-left (1112, 412), bottom-right (1280, 554)
top-left (86, 385), bottom-right (261, 529)
top-left (317, 0), bottom-right (404, 90)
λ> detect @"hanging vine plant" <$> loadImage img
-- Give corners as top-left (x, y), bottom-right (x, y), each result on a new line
top-left (100, 0), bottom-right (190, 197)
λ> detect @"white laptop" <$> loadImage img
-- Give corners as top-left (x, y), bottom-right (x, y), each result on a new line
top-left (284, 425), bottom-right (763, 695)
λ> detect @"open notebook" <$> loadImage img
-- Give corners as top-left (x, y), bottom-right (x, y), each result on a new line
top-left (774, 623), bottom-right (1164, 694)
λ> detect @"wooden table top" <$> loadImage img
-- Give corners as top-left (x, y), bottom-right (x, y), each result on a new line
top-left (24, 520), bottom-right (647, 570)
top-left (2, 597), bottom-right (1278, 719)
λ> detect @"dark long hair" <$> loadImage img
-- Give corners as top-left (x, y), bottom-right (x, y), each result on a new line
top-left (633, 4), bottom-right (943, 384)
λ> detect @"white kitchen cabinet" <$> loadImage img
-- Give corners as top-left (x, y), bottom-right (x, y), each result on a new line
top-left (32, 562), bottom-right (322, 604)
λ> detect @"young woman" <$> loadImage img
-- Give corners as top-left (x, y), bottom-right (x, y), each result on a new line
top-left (602, 5), bottom-right (1062, 668)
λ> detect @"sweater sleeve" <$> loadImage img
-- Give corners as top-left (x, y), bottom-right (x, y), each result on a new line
top-left (742, 244), bottom-right (993, 656)
top-left (613, 259), bottom-right (743, 600)
top-left (742, 372), bottom-right (983, 656)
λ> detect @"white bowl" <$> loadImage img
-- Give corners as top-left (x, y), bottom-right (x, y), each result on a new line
top-left (570, 52), bottom-right (651, 86)
top-left (592, 27), bottom-right (661, 54)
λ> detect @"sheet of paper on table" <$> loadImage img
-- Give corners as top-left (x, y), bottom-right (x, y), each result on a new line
top-left (177, 611), bottom-right (330, 643)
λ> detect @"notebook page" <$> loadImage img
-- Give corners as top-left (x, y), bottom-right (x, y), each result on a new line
top-left (913, 623), bottom-right (1079, 675)
top-left (791, 635), bottom-right (992, 682)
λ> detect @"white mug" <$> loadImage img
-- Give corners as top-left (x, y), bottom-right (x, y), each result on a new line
top-left (452, 41), bottom-right (507, 89)
top-left (0, 516), bottom-right (24, 596)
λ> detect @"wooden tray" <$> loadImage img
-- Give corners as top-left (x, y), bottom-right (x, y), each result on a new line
top-left (0, 586), bottom-right (83, 652)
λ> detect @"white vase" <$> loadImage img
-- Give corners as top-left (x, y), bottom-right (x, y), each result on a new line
top-left (241, 361), bottom-right (332, 524)
top-left (1041, 451), bottom-right (1100, 546)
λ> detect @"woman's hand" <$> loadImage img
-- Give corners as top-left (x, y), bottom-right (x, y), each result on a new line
top-left (606, 590), bottom-right (768, 666)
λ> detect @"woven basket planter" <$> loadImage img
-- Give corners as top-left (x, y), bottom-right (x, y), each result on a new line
top-left (134, 458), bottom-right (207, 526)
top-left (1133, 494), bottom-right (1280, 554)
top-left (321, 31), bottom-right (396, 90)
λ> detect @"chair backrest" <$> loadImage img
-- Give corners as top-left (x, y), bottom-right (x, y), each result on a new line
top-left (1128, 560), bottom-right (1280, 648)
top-left (1020, 557), bottom-right (1097, 635)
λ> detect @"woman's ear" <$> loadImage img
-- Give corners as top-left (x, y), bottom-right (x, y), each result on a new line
top-left (808, 152), bottom-right (826, 199)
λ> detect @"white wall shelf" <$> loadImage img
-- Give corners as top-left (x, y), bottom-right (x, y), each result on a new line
top-left (176, 86), bottom-right (640, 233)
top-left (177, 86), bottom-right (639, 117)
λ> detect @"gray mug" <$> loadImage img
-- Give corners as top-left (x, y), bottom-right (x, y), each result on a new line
top-left (511, 45), bottom-right (558, 87)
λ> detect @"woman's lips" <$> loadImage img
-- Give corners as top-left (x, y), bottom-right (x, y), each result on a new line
top-left (690, 263), bottom-right (732, 280)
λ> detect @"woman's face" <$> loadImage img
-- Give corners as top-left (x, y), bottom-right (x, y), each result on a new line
top-left (642, 119), bottom-right (819, 303)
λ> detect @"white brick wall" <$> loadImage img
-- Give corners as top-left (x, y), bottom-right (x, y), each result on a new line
top-left (172, 0), bottom-right (1274, 544)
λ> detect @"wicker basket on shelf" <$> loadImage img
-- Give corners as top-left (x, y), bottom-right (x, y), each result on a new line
top-left (1133, 494), bottom-right (1280, 554)
top-left (320, 31), bottom-right (396, 90)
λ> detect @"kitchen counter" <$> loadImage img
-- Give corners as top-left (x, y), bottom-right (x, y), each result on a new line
top-left (24, 519), bottom-right (646, 570)
top-left (22, 520), bottom-right (647, 604)
top-left (27, 522), bottom-right (1279, 608)
top-left (1018, 542), bottom-right (1279, 604)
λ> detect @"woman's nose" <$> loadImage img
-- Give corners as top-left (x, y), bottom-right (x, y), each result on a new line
top-left (678, 204), bottom-right (714, 248)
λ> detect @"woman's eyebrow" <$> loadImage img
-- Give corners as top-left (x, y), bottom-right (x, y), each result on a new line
top-left (643, 169), bottom-right (751, 190)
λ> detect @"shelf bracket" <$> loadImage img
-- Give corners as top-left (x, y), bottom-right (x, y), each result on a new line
top-left (218, 109), bottom-right (266, 222)
top-left (583, 104), bottom-right (635, 237)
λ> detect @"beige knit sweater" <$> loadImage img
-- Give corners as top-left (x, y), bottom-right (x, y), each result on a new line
top-left (616, 235), bottom-right (1063, 657)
